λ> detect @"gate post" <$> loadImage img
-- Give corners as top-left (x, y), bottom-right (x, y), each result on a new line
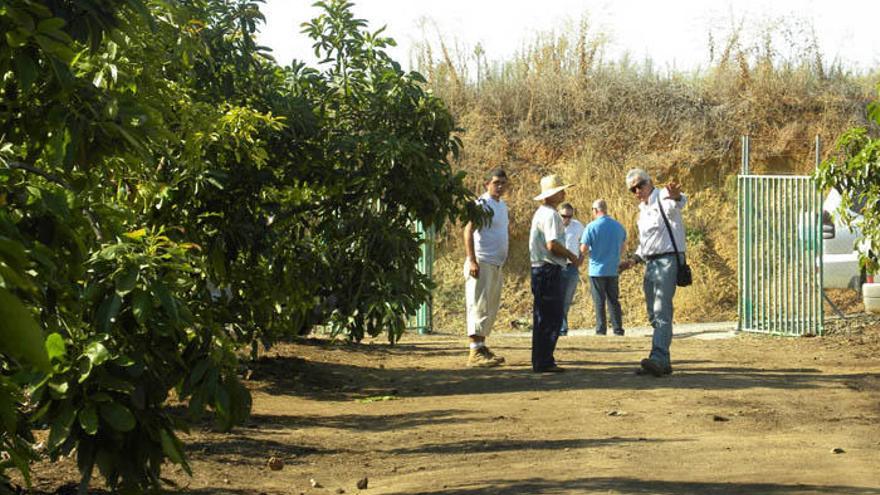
top-left (412, 222), bottom-right (434, 334)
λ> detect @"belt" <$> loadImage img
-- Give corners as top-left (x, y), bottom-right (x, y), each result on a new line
top-left (644, 252), bottom-right (677, 261)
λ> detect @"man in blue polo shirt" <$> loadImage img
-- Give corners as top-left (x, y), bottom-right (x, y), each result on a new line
top-left (580, 199), bottom-right (627, 336)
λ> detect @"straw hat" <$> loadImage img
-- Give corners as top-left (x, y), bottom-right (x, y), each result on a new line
top-left (533, 174), bottom-right (575, 201)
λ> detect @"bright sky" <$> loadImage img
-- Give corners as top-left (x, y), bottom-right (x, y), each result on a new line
top-left (256, 0), bottom-right (880, 73)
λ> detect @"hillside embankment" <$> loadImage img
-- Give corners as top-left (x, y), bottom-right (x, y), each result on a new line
top-left (417, 26), bottom-right (879, 332)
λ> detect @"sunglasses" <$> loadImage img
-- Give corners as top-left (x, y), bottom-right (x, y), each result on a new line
top-left (560, 214), bottom-right (572, 218)
top-left (629, 180), bottom-right (647, 193)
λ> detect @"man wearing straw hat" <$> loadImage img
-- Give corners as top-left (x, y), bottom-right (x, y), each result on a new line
top-left (529, 174), bottom-right (581, 373)
top-left (619, 168), bottom-right (688, 377)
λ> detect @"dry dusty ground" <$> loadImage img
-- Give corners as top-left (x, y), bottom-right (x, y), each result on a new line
top-left (27, 316), bottom-right (880, 495)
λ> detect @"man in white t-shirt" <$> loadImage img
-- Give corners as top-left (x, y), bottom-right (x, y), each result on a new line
top-left (463, 168), bottom-right (509, 368)
top-left (529, 175), bottom-right (580, 373)
top-left (558, 203), bottom-right (585, 335)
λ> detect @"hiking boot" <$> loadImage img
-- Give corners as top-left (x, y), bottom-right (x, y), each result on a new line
top-left (467, 347), bottom-right (500, 368)
top-left (483, 347), bottom-right (505, 364)
top-left (636, 358), bottom-right (672, 376)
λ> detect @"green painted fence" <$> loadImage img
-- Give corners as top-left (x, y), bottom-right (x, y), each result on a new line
top-left (408, 222), bottom-right (435, 334)
top-left (737, 136), bottom-right (824, 335)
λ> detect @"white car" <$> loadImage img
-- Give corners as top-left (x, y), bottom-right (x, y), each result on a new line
top-left (822, 188), bottom-right (866, 290)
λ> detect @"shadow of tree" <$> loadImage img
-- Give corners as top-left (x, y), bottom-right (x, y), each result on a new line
top-left (248, 409), bottom-right (479, 431)
top-left (184, 435), bottom-right (332, 467)
top-left (388, 476), bottom-right (880, 495)
top-left (248, 349), bottom-right (874, 402)
top-left (385, 436), bottom-right (668, 455)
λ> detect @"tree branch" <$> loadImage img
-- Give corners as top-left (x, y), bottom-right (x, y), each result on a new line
top-left (5, 161), bottom-right (103, 242)
top-left (7, 161), bottom-right (73, 189)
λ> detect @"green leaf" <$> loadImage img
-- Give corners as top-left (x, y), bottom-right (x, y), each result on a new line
top-left (159, 428), bottom-right (191, 474)
top-left (5, 7), bottom-right (35, 32)
top-left (0, 288), bottom-right (49, 370)
top-left (153, 282), bottom-right (178, 321)
top-left (0, 238), bottom-right (28, 270)
top-left (48, 377), bottom-right (69, 394)
top-left (77, 358), bottom-right (93, 384)
top-left (34, 34), bottom-right (75, 64)
top-left (5, 29), bottom-right (30, 48)
top-left (94, 372), bottom-right (135, 394)
top-left (36, 17), bottom-right (66, 34)
top-left (78, 403), bottom-right (99, 435)
top-left (0, 263), bottom-right (36, 292)
top-left (83, 341), bottom-right (110, 367)
top-left (95, 293), bottom-right (122, 333)
top-left (13, 52), bottom-right (37, 93)
top-left (114, 264), bottom-right (138, 296)
top-left (214, 386), bottom-right (230, 418)
top-left (99, 401), bottom-right (136, 432)
top-left (45, 332), bottom-right (67, 362)
top-left (47, 402), bottom-right (76, 450)
top-left (131, 289), bottom-right (151, 325)
top-left (123, 228), bottom-right (147, 240)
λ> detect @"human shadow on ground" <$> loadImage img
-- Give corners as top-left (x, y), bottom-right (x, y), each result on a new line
top-left (248, 351), bottom-right (876, 401)
top-left (388, 476), bottom-right (880, 495)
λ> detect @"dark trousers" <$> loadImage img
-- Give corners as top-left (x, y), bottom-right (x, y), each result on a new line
top-left (531, 263), bottom-right (563, 371)
top-left (589, 276), bottom-right (623, 334)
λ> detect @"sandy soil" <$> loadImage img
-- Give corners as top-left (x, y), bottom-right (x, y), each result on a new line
top-left (25, 316), bottom-right (880, 495)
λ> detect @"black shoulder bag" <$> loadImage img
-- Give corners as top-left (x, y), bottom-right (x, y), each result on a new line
top-left (657, 200), bottom-right (693, 287)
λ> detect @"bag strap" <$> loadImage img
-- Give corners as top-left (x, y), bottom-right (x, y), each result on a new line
top-left (657, 197), bottom-right (683, 267)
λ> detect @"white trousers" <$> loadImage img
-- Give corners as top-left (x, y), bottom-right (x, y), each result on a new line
top-left (464, 262), bottom-right (504, 337)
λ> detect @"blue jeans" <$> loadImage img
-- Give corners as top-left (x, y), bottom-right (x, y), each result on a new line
top-left (589, 276), bottom-right (622, 334)
top-left (643, 255), bottom-right (679, 368)
top-left (531, 263), bottom-right (563, 371)
top-left (560, 264), bottom-right (580, 333)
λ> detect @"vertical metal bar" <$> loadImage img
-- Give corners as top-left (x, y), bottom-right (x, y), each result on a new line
top-left (796, 177), bottom-right (803, 336)
top-left (779, 177), bottom-right (792, 335)
top-left (784, 178), bottom-right (790, 334)
top-left (756, 177), bottom-right (767, 332)
top-left (775, 178), bottom-right (781, 334)
top-left (807, 178), bottom-right (814, 334)
top-left (745, 175), bottom-right (750, 332)
top-left (756, 175), bottom-right (762, 332)
top-left (744, 136), bottom-right (753, 331)
top-left (748, 174), bottom-right (755, 331)
top-left (786, 178), bottom-right (793, 334)
top-left (790, 178), bottom-right (796, 334)
top-left (815, 180), bottom-right (822, 335)
top-left (737, 175), bottom-right (743, 331)
top-left (811, 134), bottom-right (825, 335)
top-left (810, 178), bottom-right (818, 335)
top-left (795, 178), bottom-right (802, 336)
top-left (780, 177), bottom-right (786, 334)
top-left (770, 176), bottom-right (776, 334)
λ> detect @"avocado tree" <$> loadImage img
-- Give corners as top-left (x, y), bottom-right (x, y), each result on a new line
top-left (1, 0), bottom-right (482, 491)
top-left (816, 81), bottom-right (880, 276)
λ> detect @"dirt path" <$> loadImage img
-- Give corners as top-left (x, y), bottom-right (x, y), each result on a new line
top-left (29, 322), bottom-right (880, 494)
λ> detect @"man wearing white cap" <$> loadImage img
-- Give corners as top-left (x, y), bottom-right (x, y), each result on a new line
top-left (619, 168), bottom-right (688, 377)
top-left (529, 174), bottom-right (580, 373)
